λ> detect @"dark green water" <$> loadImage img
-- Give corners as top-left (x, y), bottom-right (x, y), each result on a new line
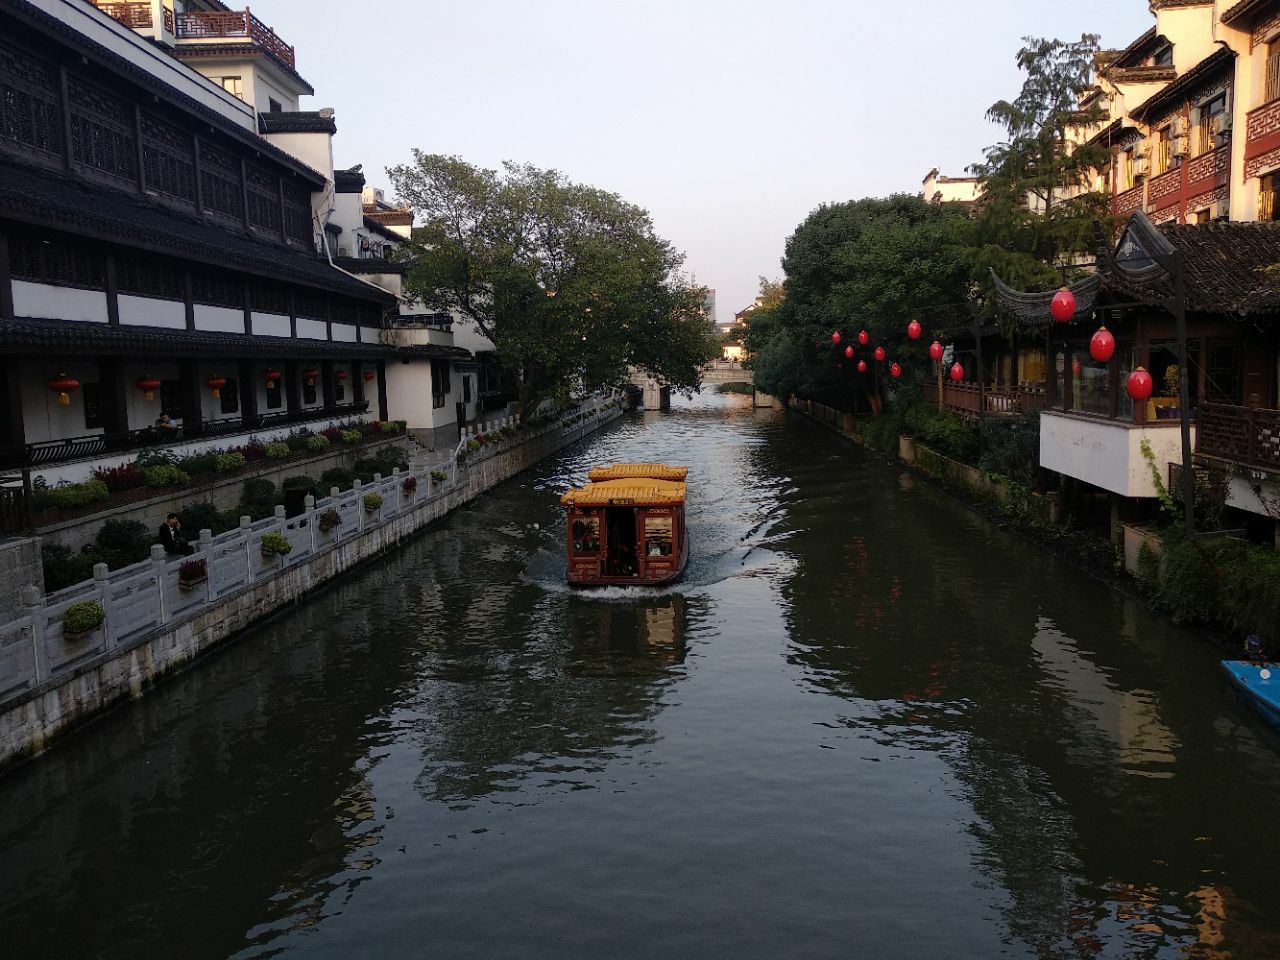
top-left (3, 393), bottom-right (1280, 959)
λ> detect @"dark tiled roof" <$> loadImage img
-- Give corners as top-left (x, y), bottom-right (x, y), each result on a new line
top-left (1130, 47), bottom-right (1235, 122)
top-left (1111, 27), bottom-right (1160, 69)
top-left (333, 257), bottom-right (406, 275)
top-left (0, 317), bottom-right (394, 358)
top-left (334, 166), bottom-right (366, 194)
top-left (1221, 0), bottom-right (1275, 25)
top-left (1151, 0), bottom-right (1215, 7)
top-left (363, 216), bottom-right (405, 243)
top-left (1109, 65), bottom-right (1178, 84)
top-left (0, 155), bottom-right (395, 304)
top-left (363, 206), bottom-right (413, 226)
top-left (396, 343), bottom-right (473, 361)
top-left (258, 111), bottom-right (336, 135)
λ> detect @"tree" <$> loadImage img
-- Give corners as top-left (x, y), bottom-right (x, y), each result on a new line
top-left (968, 35), bottom-right (1111, 300)
top-left (388, 153), bottom-right (718, 419)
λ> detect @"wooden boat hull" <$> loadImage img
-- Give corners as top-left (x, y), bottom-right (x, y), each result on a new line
top-left (1222, 660), bottom-right (1280, 729)
top-left (568, 536), bottom-right (690, 589)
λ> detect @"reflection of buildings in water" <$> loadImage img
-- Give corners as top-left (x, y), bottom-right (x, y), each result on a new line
top-left (1062, 882), bottom-right (1235, 959)
top-left (568, 595), bottom-right (689, 667)
top-left (1031, 618), bottom-right (1178, 776)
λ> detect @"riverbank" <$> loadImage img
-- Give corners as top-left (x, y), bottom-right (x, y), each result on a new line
top-left (0, 395), bottom-right (624, 772)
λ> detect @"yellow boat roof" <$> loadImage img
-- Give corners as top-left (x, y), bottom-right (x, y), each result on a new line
top-left (587, 463), bottom-right (688, 482)
top-left (561, 477), bottom-right (687, 507)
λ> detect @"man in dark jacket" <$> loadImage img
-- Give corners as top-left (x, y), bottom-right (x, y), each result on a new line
top-left (158, 513), bottom-right (192, 556)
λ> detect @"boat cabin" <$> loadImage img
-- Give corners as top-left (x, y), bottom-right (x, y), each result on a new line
top-left (561, 464), bottom-right (689, 587)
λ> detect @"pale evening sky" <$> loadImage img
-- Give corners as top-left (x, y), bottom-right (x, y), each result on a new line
top-left (250, 0), bottom-right (1154, 320)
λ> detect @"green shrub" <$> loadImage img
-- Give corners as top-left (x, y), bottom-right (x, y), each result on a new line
top-left (305, 435), bottom-right (330, 452)
top-left (243, 501), bottom-right (275, 521)
top-left (318, 508), bottom-right (342, 532)
top-left (215, 452), bottom-right (247, 472)
top-left (259, 532), bottom-right (292, 556)
top-left (179, 452), bottom-right (220, 477)
top-left (242, 478), bottom-right (277, 506)
top-left (980, 414), bottom-right (1041, 487)
top-left (177, 501), bottom-right (223, 536)
top-left (1137, 540), bottom-right (1161, 586)
top-left (379, 421), bottom-right (400, 434)
top-left (340, 429), bottom-right (363, 445)
top-left (142, 464), bottom-right (189, 488)
top-left (1152, 534), bottom-right (1280, 646)
top-left (466, 439), bottom-right (481, 453)
top-left (63, 600), bottom-right (104, 636)
top-left (41, 543), bottom-right (98, 592)
top-left (286, 433), bottom-right (312, 452)
top-left (33, 478), bottom-right (110, 511)
top-left (264, 442), bottom-right (291, 460)
top-left (430, 470), bottom-right (447, 482)
top-left (363, 493), bottom-right (384, 511)
top-left (282, 474), bottom-right (316, 493)
top-left (95, 518), bottom-right (154, 569)
top-left (319, 468), bottom-right (356, 492)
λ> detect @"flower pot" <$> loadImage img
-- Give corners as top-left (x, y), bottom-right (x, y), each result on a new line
top-left (178, 577), bottom-right (207, 592)
top-left (63, 628), bottom-right (96, 643)
top-left (261, 548), bottom-right (280, 559)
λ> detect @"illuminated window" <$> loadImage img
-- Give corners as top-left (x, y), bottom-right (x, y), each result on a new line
top-left (571, 515), bottom-right (600, 554)
top-left (644, 514), bottom-right (673, 557)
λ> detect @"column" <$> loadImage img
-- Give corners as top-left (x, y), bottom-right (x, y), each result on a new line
top-left (352, 361), bottom-right (366, 405)
top-left (284, 360), bottom-right (301, 418)
top-left (320, 359), bottom-right (336, 410)
top-left (179, 358), bottom-right (203, 436)
top-left (98, 356), bottom-right (130, 442)
top-left (237, 359), bottom-right (259, 427)
top-left (0, 355), bottom-right (25, 456)
top-left (376, 360), bottom-right (389, 421)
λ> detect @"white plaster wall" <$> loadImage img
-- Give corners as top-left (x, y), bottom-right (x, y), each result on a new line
top-left (196, 361), bottom-right (241, 425)
top-left (265, 131), bottom-right (333, 181)
top-left (1224, 472), bottom-right (1280, 519)
top-left (118, 295), bottom-right (185, 329)
top-left (194, 304), bottom-right (245, 334)
top-left (296, 317), bottom-right (327, 340)
top-left (330, 193), bottom-right (364, 248)
top-left (331, 323), bottom-right (357, 343)
top-left (19, 360), bottom-right (101, 444)
top-left (253, 312), bottom-right (292, 337)
top-left (12, 282), bottom-right (109, 323)
top-left (451, 316), bottom-right (496, 354)
top-left (123, 360), bottom-right (178, 430)
top-left (1040, 412), bottom-right (1196, 498)
top-left (383, 361), bottom-right (435, 430)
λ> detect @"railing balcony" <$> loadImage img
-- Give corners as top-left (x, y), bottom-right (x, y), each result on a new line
top-left (924, 381), bottom-right (1046, 418)
top-left (1195, 402), bottom-right (1280, 474)
top-left (91, 1), bottom-right (154, 29)
top-left (175, 9), bottom-right (296, 71)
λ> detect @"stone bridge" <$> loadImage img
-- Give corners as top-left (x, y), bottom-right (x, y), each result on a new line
top-left (700, 361), bottom-right (753, 385)
top-left (628, 362), bottom-right (776, 410)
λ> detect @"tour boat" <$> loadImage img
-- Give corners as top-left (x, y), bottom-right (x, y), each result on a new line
top-left (1222, 660), bottom-right (1280, 729)
top-left (561, 463), bottom-right (689, 587)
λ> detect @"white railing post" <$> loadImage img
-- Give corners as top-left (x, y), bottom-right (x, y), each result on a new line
top-left (93, 561), bottom-right (111, 647)
top-left (240, 515), bottom-right (252, 581)
top-left (304, 494), bottom-right (316, 551)
top-left (21, 585), bottom-right (47, 686)
top-left (150, 544), bottom-right (168, 624)
top-left (198, 528), bottom-right (213, 602)
top-left (353, 478), bottom-right (365, 531)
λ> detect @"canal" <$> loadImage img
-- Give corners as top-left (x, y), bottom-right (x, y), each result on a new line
top-left (2, 393), bottom-right (1279, 958)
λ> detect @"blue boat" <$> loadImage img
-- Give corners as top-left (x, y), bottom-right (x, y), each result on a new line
top-left (1223, 660), bottom-right (1280, 729)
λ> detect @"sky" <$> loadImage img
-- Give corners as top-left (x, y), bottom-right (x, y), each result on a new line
top-left (250, 0), bottom-right (1155, 320)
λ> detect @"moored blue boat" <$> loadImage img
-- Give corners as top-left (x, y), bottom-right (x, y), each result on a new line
top-left (1223, 660), bottom-right (1280, 729)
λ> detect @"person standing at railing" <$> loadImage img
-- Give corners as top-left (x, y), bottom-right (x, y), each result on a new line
top-left (158, 514), bottom-right (193, 556)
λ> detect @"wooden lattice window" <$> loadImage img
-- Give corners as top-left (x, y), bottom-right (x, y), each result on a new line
top-left (116, 251), bottom-right (184, 300)
top-left (191, 266), bottom-right (243, 309)
top-left (199, 140), bottom-right (243, 222)
top-left (67, 75), bottom-right (136, 184)
top-left (294, 288), bottom-right (327, 319)
top-left (282, 181), bottom-right (312, 244)
top-left (140, 110), bottom-right (195, 205)
top-left (0, 40), bottom-right (60, 160)
top-left (249, 280), bottom-right (289, 315)
top-left (1268, 40), bottom-right (1280, 104)
top-left (245, 162), bottom-right (282, 234)
top-left (8, 231), bottom-right (105, 289)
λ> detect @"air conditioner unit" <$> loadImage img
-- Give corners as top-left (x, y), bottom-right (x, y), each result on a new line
top-left (1209, 201), bottom-right (1227, 220)
top-left (1172, 134), bottom-right (1190, 157)
top-left (1133, 144), bottom-right (1150, 159)
top-left (1134, 157), bottom-right (1151, 178)
top-left (1212, 113), bottom-right (1233, 135)
top-left (1170, 117), bottom-right (1186, 138)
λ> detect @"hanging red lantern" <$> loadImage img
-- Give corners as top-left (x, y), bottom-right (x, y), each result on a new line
top-left (135, 376), bottom-right (162, 401)
top-left (929, 340), bottom-right (944, 362)
top-left (844, 345), bottom-right (854, 359)
top-left (874, 345), bottom-right (886, 362)
top-left (949, 362), bottom-right (965, 382)
top-left (264, 369), bottom-right (282, 390)
top-left (857, 330), bottom-right (870, 346)
top-left (857, 360), bottom-right (867, 373)
top-left (889, 362), bottom-right (903, 379)
top-left (302, 368), bottom-right (321, 386)
top-left (1090, 325), bottom-right (1115, 363)
top-left (907, 320), bottom-right (922, 341)
top-left (1051, 287), bottom-right (1076, 323)
top-left (48, 374), bottom-right (80, 406)
top-left (1126, 367), bottom-right (1154, 401)
top-left (335, 370), bottom-right (350, 382)
top-left (362, 370), bottom-right (377, 383)
top-left (831, 331), bottom-right (842, 345)
top-left (205, 375), bottom-right (227, 399)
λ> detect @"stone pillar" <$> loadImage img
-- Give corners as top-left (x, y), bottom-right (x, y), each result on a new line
top-left (237, 360), bottom-right (259, 428)
top-left (0, 538), bottom-right (43, 623)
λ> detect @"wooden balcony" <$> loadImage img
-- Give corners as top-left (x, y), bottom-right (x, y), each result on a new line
top-left (175, 9), bottom-right (296, 71)
top-left (923, 381), bottom-right (1047, 419)
top-left (92, 1), bottom-right (153, 29)
top-left (1195, 402), bottom-right (1280, 474)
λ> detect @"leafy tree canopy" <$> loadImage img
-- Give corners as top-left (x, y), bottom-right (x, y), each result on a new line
top-left (388, 153), bottom-right (718, 418)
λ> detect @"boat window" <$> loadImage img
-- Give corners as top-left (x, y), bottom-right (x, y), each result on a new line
top-left (571, 515), bottom-right (600, 554)
top-left (644, 515), bottom-right (673, 557)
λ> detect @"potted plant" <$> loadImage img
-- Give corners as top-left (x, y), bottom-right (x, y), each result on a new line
top-left (318, 508), bottom-right (342, 533)
top-left (63, 600), bottom-right (105, 642)
top-left (363, 492), bottom-right (384, 513)
top-left (260, 532), bottom-right (293, 559)
top-left (178, 557), bottom-right (207, 591)
top-left (401, 475), bottom-right (417, 495)
top-left (430, 469), bottom-right (447, 485)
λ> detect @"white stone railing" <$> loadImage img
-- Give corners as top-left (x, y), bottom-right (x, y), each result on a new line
top-left (0, 391), bottom-right (622, 707)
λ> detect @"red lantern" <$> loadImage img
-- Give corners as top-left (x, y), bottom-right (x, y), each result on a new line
top-left (48, 374), bottom-right (80, 406)
top-left (1090, 325), bottom-right (1115, 363)
top-left (889, 362), bottom-right (903, 379)
top-left (363, 370), bottom-right (377, 383)
top-left (949, 362), bottom-right (965, 382)
top-left (335, 370), bottom-right (350, 382)
top-left (831, 331), bottom-right (842, 345)
top-left (907, 320), bottom-right (922, 340)
top-left (264, 369), bottom-right (282, 390)
top-left (1072, 358), bottom-right (1082, 377)
top-left (135, 376), bottom-right (162, 401)
top-left (857, 330), bottom-right (870, 346)
top-left (874, 346), bottom-right (886, 362)
top-left (844, 345), bottom-right (854, 359)
top-left (205, 375), bottom-right (227, 399)
top-left (1127, 367), bottom-right (1154, 401)
top-left (857, 360), bottom-right (867, 373)
top-left (302, 368), bottom-right (321, 386)
top-left (1051, 287), bottom-right (1076, 323)
top-left (929, 340), bottom-right (944, 362)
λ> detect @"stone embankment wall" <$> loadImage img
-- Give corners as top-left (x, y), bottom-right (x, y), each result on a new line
top-left (0, 397), bottom-right (622, 770)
